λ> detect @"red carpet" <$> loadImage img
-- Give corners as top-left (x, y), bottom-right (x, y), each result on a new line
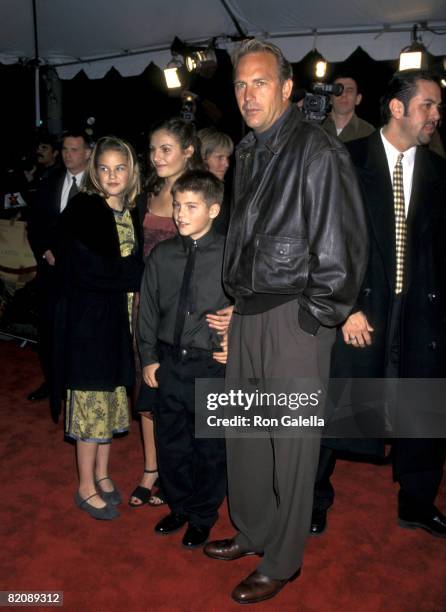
top-left (1, 339), bottom-right (445, 611)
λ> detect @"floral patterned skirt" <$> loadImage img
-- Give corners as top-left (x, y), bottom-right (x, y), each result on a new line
top-left (65, 387), bottom-right (129, 443)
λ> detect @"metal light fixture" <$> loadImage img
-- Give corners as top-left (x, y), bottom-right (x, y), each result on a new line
top-left (399, 24), bottom-right (428, 71)
top-left (163, 57), bottom-right (183, 89)
top-left (185, 49), bottom-right (217, 78)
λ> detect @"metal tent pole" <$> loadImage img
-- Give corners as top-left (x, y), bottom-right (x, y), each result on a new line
top-left (32, 0), bottom-right (41, 127)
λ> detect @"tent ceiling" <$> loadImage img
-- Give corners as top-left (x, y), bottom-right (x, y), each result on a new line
top-left (1, 0), bottom-right (445, 79)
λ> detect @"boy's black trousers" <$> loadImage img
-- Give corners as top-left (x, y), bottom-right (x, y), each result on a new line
top-left (152, 343), bottom-right (227, 528)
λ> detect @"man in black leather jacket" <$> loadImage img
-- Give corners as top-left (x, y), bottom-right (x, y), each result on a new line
top-left (204, 40), bottom-right (368, 605)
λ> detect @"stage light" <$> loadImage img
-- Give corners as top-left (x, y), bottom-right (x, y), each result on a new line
top-left (169, 36), bottom-right (218, 79)
top-left (164, 67), bottom-right (181, 89)
top-left (185, 49), bottom-right (217, 78)
top-left (164, 58), bottom-right (183, 89)
top-left (399, 50), bottom-right (424, 70)
top-left (399, 25), bottom-right (428, 71)
top-left (315, 61), bottom-right (327, 79)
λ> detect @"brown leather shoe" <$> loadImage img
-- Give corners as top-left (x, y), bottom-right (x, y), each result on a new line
top-left (203, 538), bottom-right (260, 561)
top-left (231, 569), bottom-right (299, 604)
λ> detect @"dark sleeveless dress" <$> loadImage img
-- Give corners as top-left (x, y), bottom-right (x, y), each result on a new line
top-left (133, 194), bottom-right (177, 414)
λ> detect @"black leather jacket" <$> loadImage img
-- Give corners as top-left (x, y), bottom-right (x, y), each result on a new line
top-left (223, 106), bottom-right (368, 331)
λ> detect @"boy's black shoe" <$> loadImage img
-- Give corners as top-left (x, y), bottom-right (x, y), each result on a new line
top-left (154, 512), bottom-right (188, 535)
top-left (182, 524), bottom-right (210, 548)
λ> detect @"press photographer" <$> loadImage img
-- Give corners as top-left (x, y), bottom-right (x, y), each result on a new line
top-left (321, 75), bottom-right (375, 141)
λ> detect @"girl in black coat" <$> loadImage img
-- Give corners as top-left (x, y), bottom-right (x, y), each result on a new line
top-left (55, 136), bottom-right (143, 520)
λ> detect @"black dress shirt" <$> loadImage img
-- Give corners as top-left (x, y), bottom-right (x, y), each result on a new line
top-left (138, 228), bottom-right (231, 366)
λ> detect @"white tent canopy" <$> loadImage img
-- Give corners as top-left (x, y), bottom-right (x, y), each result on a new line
top-left (1, 0), bottom-right (446, 79)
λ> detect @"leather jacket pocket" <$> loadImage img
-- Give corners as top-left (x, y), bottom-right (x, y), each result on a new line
top-left (252, 234), bottom-right (309, 293)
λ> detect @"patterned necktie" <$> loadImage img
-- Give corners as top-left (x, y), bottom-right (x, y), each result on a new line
top-left (68, 175), bottom-right (78, 201)
top-left (392, 153), bottom-right (406, 294)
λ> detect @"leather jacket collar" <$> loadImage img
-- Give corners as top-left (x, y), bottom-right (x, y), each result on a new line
top-left (237, 105), bottom-right (303, 156)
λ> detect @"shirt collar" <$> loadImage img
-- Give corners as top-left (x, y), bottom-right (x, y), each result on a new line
top-left (181, 227), bottom-right (216, 251)
top-left (255, 104), bottom-right (292, 147)
top-left (380, 129), bottom-right (416, 167)
top-left (66, 170), bottom-right (85, 182)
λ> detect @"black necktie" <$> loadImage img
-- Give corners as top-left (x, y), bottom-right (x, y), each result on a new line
top-left (173, 241), bottom-right (197, 350)
top-left (68, 176), bottom-right (78, 201)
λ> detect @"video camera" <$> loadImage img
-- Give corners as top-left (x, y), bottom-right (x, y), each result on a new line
top-left (180, 91), bottom-right (198, 123)
top-left (302, 82), bottom-right (344, 123)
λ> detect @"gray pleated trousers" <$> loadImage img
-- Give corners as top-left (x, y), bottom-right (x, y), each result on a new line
top-left (225, 300), bottom-right (335, 579)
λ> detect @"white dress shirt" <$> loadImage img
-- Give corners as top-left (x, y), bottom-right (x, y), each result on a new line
top-left (60, 170), bottom-right (85, 213)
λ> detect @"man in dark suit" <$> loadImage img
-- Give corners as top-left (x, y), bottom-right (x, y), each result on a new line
top-left (312, 70), bottom-right (446, 538)
top-left (27, 131), bottom-right (91, 402)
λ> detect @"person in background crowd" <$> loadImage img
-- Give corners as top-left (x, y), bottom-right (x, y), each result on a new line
top-left (198, 128), bottom-right (233, 181)
top-left (53, 136), bottom-right (144, 520)
top-left (322, 75), bottom-right (375, 142)
top-left (198, 127), bottom-right (234, 235)
top-left (32, 133), bottom-right (60, 183)
top-left (6, 133), bottom-right (61, 214)
top-left (26, 130), bottom-right (91, 405)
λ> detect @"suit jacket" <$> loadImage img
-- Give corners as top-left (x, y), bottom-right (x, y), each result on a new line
top-left (331, 131), bottom-right (446, 380)
top-left (26, 168), bottom-right (65, 260)
top-left (326, 131), bottom-right (446, 464)
top-left (323, 132), bottom-right (446, 459)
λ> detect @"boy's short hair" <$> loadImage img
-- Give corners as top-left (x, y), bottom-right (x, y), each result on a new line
top-left (171, 170), bottom-right (224, 207)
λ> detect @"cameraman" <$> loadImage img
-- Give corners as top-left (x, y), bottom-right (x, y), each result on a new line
top-left (322, 75), bottom-right (374, 142)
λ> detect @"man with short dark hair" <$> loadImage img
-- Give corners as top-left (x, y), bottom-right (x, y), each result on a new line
top-left (35, 134), bottom-right (59, 179)
top-left (312, 70), bottom-right (446, 538)
top-left (322, 75), bottom-right (374, 142)
top-left (27, 131), bottom-right (91, 404)
top-left (204, 39), bottom-right (367, 604)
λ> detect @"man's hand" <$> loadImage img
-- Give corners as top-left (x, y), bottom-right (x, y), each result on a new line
top-left (213, 333), bottom-right (228, 364)
top-left (142, 363), bottom-right (160, 388)
top-left (43, 249), bottom-right (56, 266)
top-left (206, 305), bottom-right (233, 335)
top-left (342, 311), bottom-right (374, 348)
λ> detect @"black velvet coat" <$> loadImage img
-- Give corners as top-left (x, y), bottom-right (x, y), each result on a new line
top-left (51, 192), bottom-right (144, 422)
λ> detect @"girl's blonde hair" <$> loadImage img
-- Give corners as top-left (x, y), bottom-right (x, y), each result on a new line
top-left (84, 136), bottom-right (140, 208)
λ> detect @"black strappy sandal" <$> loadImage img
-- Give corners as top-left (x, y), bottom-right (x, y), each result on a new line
top-left (128, 469), bottom-right (159, 507)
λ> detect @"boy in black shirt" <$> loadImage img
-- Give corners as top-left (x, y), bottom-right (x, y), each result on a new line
top-left (138, 170), bottom-right (230, 548)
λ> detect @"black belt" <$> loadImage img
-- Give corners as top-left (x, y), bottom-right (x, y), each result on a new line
top-left (158, 341), bottom-right (216, 362)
